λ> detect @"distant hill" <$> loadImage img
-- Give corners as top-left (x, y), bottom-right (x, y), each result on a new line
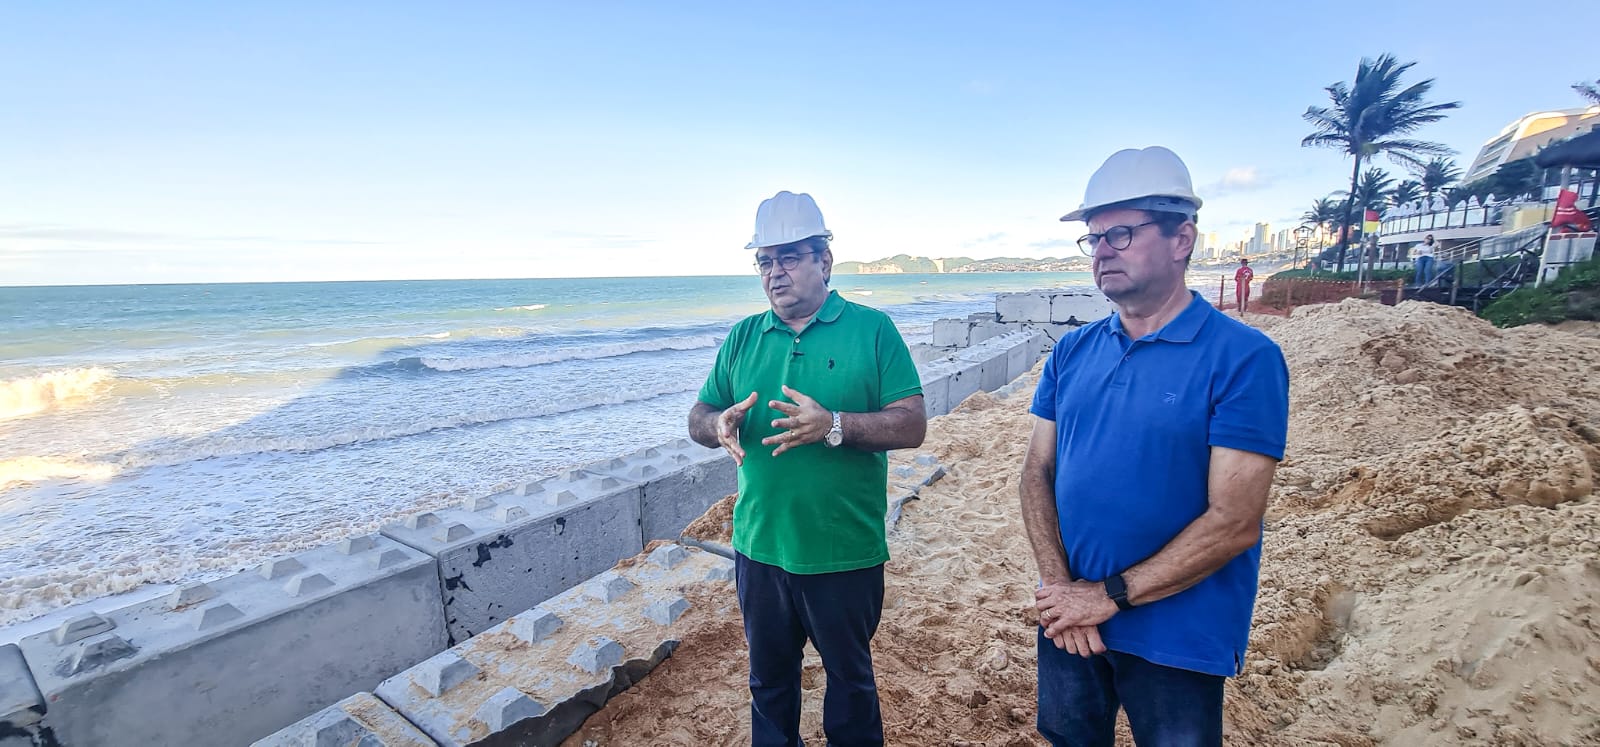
top-left (834, 254), bottom-right (1089, 274)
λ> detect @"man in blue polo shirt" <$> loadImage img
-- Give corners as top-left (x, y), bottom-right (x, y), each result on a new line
top-left (1021, 146), bottom-right (1289, 746)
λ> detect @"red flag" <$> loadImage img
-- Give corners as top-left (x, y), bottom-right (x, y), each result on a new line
top-left (1362, 209), bottom-right (1380, 234)
top-left (1551, 189), bottom-right (1593, 233)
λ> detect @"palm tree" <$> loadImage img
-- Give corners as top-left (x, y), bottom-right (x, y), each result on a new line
top-left (1302, 54), bottom-right (1461, 271)
top-left (1345, 168), bottom-right (1396, 213)
top-left (1391, 179), bottom-right (1422, 207)
top-left (1417, 157), bottom-right (1462, 203)
top-left (1575, 79), bottom-right (1600, 106)
top-left (1302, 196), bottom-right (1344, 232)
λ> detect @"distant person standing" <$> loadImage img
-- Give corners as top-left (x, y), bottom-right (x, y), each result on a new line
top-left (1413, 234), bottom-right (1437, 285)
top-left (1021, 146), bottom-right (1289, 746)
top-left (687, 190), bottom-right (927, 747)
top-left (1234, 257), bottom-right (1254, 315)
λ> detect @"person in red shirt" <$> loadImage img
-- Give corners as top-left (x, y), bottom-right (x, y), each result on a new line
top-left (1234, 258), bottom-right (1254, 315)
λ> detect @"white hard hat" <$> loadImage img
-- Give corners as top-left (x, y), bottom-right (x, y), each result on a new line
top-left (1060, 146), bottom-right (1203, 223)
top-left (746, 191), bottom-right (833, 249)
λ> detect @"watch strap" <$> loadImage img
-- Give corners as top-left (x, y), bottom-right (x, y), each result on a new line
top-left (1104, 573), bottom-right (1134, 611)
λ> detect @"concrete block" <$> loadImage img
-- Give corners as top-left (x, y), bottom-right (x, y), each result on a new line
top-left (583, 571), bottom-right (635, 603)
top-left (167, 581), bottom-right (216, 610)
top-left (957, 343), bottom-right (1010, 393)
top-left (968, 320), bottom-right (1009, 346)
top-left (19, 536), bottom-right (445, 747)
top-left (996, 292), bottom-right (1053, 324)
top-left (383, 468), bottom-right (644, 644)
top-left (506, 610), bottom-right (564, 645)
top-left (917, 366), bottom-right (951, 418)
top-left (644, 596), bottom-right (690, 626)
top-left (1, 643), bottom-right (45, 743)
top-left (52, 612), bottom-right (114, 645)
top-left (1051, 290), bottom-right (1112, 325)
top-left (567, 636), bottom-right (625, 675)
top-left (945, 358), bottom-right (984, 407)
top-left (251, 692), bottom-right (438, 747)
top-left (931, 318), bottom-right (970, 347)
top-left (585, 438), bottom-right (737, 543)
top-left (375, 544), bottom-right (734, 747)
top-left (647, 544), bottom-right (687, 570)
top-left (474, 687), bottom-right (548, 732)
top-left (412, 651), bottom-right (483, 697)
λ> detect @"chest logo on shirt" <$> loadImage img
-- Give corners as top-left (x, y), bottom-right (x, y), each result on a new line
top-left (828, 358), bottom-right (835, 369)
top-left (1163, 392), bottom-right (1178, 405)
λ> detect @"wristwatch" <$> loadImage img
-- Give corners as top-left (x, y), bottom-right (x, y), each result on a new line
top-left (1104, 573), bottom-right (1134, 611)
top-left (824, 411), bottom-right (843, 447)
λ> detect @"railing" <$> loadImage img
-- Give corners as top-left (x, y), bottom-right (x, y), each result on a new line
top-left (1380, 202), bottom-right (1504, 234)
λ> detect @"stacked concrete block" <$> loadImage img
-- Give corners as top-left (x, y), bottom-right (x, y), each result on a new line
top-left (584, 438), bottom-right (736, 543)
top-left (1050, 290), bottom-right (1112, 325)
top-left (916, 361), bottom-right (952, 418)
top-left (994, 292), bottom-right (1053, 324)
top-left (374, 544), bottom-right (735, 747)
top-left (1013, 330), bottom-right (1046, 378)
top-left (930, 318), bottom-right (970, 348)
top-left (955, 338), bottom-right (1012, 393)
top-left (16, 536), bottom-right (445, 747)
top-left (382, 469), bottom-right (644, 645)
top-left (943, 357), bottom-right (984, 410)
top-left (252, 692), bottom-right (438, 747)
top-left (1, 644), bottom-right (45, 747)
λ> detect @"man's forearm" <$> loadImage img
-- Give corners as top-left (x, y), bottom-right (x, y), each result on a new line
top-left (687, 402), bottom-right (722, 449)
top-left (839, 397), bottom-right (925, 451)
top-left (1120, 510), bottom-right (1259, 606)
top-left (1121, 449), bottom-right (1275, 606)
top-left (1020, 457), bottom-right (1070, 584)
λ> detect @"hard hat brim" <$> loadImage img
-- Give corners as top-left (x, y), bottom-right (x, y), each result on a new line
top-left (1059, 195), bottom-right (1202, 224)
top-left (745, 230), bottom-right (833, 250)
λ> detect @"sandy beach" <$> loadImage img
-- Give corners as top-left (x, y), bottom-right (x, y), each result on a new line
top-left (561, 298), bottom-right (1600, 746)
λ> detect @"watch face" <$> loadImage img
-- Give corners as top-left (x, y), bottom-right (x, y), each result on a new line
top-left (825, 430), bottom-right (843, 447)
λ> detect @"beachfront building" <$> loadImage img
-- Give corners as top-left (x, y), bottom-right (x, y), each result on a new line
top-left (1464, 107), bottom-right (1600, 183)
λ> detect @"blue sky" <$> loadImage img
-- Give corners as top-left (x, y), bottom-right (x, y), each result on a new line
top-left (3, 2), bottom-right (1597, 285)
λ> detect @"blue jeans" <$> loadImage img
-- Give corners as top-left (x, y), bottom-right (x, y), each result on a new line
top-left (1036, 630), bottom-right (1224, 747)
top-left (1413, 256), bottom-right (1435, 284)
top-left (736, 553), bottom-right (885, 747)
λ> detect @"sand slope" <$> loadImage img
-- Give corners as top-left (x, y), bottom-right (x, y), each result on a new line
top-left (565, 299), bottom-right (1600, 746)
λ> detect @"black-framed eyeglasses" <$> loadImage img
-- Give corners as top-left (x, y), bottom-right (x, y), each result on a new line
top-left (1077, 221), bottom-right (1158, 256)
top-left (754, 251), bottom-right (818, 276)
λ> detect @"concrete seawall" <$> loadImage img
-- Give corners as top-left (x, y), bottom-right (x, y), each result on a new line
top-left (1, 289), bottom-right (1107, 747)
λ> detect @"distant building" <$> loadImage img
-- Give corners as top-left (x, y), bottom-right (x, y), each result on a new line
top-left (1465, 107), bottom-right (1600, 183)
top-left (1247, 222), bottom-right (1269, 256)
top-left (1193, 231), bottom-right (1207, 258)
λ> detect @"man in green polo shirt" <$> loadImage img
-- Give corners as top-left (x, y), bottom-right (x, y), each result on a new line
top-left (688, 190), bottom-right (926, 747)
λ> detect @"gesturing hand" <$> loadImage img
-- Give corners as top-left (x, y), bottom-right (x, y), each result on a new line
top-left (761, 384), bottom-right (831, 457)
top-left (717, 392), bottom-right (759, 466)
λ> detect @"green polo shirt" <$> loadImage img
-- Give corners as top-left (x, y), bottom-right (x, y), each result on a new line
top-left (698, 290), bottom-right (922, 574)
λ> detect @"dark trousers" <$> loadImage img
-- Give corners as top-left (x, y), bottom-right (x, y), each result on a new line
top-left (735, 553), bottom-right (885, 747)
top-left (1036, 630), bottom-right (1225, 747)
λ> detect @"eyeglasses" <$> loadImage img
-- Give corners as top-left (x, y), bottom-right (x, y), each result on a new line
top-left (754, 251), bottom-right (818, 276)
top-left (1077, 221), bottom-right (1158, 256)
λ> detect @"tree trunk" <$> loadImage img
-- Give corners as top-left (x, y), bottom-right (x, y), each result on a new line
top-left (1338, 153), bottom-right (1363, 274)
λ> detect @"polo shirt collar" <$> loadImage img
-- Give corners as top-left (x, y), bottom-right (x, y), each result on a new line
top-left (761, 289), bottom-right (846, 332)
top-left (1105, 290), bottom-right (1209, 343)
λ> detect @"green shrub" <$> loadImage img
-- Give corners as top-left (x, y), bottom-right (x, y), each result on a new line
top-left (1480, 255), bottom-right (1600, 327)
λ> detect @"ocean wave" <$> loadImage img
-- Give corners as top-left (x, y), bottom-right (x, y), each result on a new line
top-left (0, 368), bottom-right (115, 422)
top-left (0, 456), bottom-right (122, 490)
top-left (411, 334), bottom-right (721, 373)
top-left (118, 384), bottom-right (698, 469)
top-left (494, 304), bottom-right (548, 312)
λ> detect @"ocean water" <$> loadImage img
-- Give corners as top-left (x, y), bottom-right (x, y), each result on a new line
top-left (0, 272), bottom-right (1095, 629)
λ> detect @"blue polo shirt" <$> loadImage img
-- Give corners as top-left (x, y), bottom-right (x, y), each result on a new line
top-left (1029, 291), bottom-right (1288, 676)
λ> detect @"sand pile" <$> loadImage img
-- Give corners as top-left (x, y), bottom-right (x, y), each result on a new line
top-left (564, 299), bottom-right (1600, 746)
